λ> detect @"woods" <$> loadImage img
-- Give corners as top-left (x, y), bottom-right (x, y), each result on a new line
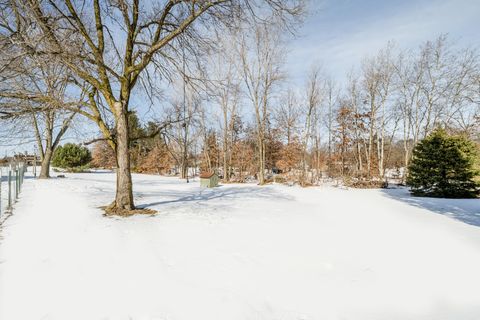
top-left (88, 35), bottom-right (479, 189)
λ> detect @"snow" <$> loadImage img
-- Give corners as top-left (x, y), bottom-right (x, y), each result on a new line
top-left (1, 172), bottom-right (480, 320)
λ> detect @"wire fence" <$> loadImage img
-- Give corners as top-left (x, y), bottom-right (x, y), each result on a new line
top-left (0, 162), bottom-right (27, 221)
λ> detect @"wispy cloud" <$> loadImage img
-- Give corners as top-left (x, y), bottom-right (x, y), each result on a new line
top-left (287, 0), bottom-right (480, 84)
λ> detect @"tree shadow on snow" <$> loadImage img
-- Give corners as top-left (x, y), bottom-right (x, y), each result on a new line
top-left (137, 185), bottom-right (293, 210)
top-left (381, 187), bottom-right (480, 227)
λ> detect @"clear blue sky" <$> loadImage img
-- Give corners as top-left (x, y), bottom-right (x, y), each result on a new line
top-left (286, 0), bottom-right (480, 84)
top-left (2, 0), bottom-right (480, 156)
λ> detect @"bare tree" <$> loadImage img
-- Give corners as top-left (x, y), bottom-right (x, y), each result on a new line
top-left (162, 85), bottom-right (200, 180)
top-left (0, 52), bottom-right (82, 178)
top-left (275, 89), bottom-right (300, 144)
top-left (209, 33), bottom-right (241, 181)
top-left (301, 65), bottom-right (322, 184)
top-left (324, 77), bottom-right (338, 171)
top-left (239, 23), bottom-right (285, 184)
top-left (394, 48), bottom-right (424, 178)
top-left (361, 44), bottom-right (394, 179)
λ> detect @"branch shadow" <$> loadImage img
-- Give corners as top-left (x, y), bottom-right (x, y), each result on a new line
top-left (137, 185), bottom-right (293, 210)
top-left (381, 187), bottom-right (480, 227)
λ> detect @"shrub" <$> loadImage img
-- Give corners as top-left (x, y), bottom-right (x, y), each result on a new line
top-left (91, 140), bottom-right (116, 169)
top-left (52, 143), bottom-right (92, 169)
top-left (346, 179), bottom-right (388, 189)
top-left (407, 128), bottom-right (480, 198)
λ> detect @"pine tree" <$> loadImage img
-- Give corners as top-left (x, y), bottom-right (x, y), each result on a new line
top-left (407, 128), bottom-right (479, 198)
top-left (52, 143), bottom-right (92, 169)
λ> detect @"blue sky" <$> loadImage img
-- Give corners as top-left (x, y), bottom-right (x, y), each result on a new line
top-left (286, 0), bottom-right (480, 84)
top-left (2, 0), bottom-right (480, 157)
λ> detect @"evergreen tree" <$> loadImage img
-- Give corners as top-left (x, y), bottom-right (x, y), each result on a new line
top-left (407, 128), bottom-right (479, 198)
top-left (52, 143), bottom-right (92, 169)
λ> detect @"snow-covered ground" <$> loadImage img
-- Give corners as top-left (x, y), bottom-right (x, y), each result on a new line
top-left (1, 172), bottom-right (480, 320)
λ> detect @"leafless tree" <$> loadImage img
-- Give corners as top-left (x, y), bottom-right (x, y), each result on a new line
top-left (239, 23), bottom-right (285, 184)
top-left (275, 89), bottom-right (300, 145)
top-left (0, 52), bottom-right (83, 178)
top-left (301, 65), bottom-right (322, 184)
top-left (209, 33), bottom-right (241, 181)
top-left (361, 43), bottom-right (395, 178)
top-left (324, 77), bottom-right (338, 170)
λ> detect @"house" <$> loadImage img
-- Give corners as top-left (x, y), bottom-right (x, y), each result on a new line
top-left (200, 171), bottom-right (219, 188)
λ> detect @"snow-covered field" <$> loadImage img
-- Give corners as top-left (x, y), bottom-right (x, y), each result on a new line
top-left (1, 172), bottom-right (480, 320)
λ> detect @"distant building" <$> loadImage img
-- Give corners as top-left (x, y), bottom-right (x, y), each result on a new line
top-left (200, 172), bottom-right (219, 188)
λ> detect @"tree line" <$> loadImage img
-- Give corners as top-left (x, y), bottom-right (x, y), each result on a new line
top-left (91, 34), bottom-right (480, 188)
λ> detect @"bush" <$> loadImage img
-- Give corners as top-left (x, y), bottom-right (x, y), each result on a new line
top-left (407, 128), bottom-right (480, 198)
top-left (90, 140), bottom-right (116, 169)
top-left (52, 143), bottom-right (92, 170)
top-left (346, 179), bottom-right (388, 189)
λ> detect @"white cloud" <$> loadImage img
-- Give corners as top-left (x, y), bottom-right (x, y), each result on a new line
top-left (287, 0), bottom-right (480, 84)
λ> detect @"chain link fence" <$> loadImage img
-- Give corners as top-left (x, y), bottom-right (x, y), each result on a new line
top-left (0, 162), bottom-right (27, 222)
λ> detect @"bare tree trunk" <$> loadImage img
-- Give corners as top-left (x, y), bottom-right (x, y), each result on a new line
top-left (39, 112), bottom-right (54, 179)
top-left (313, 136), bottom-right (321, 183)
top-left (113, 102), bottom-right (134, 210)
top-left (302, 115), bottom-right (311, 184)
top-left (328, 99), bottom-right (333, 170)
top-left (39, 148), bottom-right (53, 179)
top-left (257, 132), bottom-right (266, 184)
top-left (302, 66), bottom-right (321, 185)
top-left (222, 104), bottom-right (230, 181)
top-left (378, 105), bottom-right (385, 178)
top-left (204, 138), bottom-right (212, 172)
top-left (367, 106), bottom-right (375, 179)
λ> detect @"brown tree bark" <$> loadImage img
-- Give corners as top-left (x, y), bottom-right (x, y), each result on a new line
top-left (258, 135), bottom-right (266, 184)
top-left (113, 102), bottom-right (134, 210)
top-left (39, 148), bottom-right (53, 179)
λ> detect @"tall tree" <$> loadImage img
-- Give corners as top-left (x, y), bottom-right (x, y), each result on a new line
top-left (0, 53), bottom-right (81, 178)
top-left (361, 44), bottom-right (394, 178)
top-left (301, 65), bottom-right (322, 184)
top-left (209, 33), bottom-right (241, 181)
top-left (239, 23), bottom-right (285, 184)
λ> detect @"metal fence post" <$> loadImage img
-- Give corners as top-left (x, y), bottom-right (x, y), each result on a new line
top-left (15, 169), bottom-right (18, 199)
top-left (8, 169), bottom-right (12, 209)
top-left (0, 162), bottom-right (30, 216)
top-left (0, 167), bottom-right (2, 217)
top-left (20, 164), bottom-right (24, 188)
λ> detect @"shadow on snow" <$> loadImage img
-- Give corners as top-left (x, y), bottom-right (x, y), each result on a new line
top-left (381, 187), bottom-right (480, 227)
top-left (137, 185), bottom-right (293, 210)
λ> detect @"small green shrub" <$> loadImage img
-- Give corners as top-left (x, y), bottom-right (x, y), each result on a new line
top-left (52, 143), bottom-right (92, 170)
top-left (407, 128), bottom-right (480, 198)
